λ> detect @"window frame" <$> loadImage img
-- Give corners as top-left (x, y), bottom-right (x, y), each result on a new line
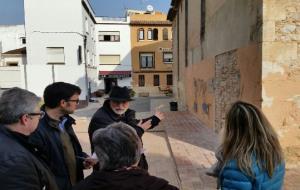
top-left (167, 74), bottom-right (173, 85)
top-left (153, 75), bottom-right (160, 86)
top-left (153, 28), bottom-right (158, 40)
top-left (20, 37), bottom-right (26, 44)
top-left (163, 52), bottom-right (173, 64)
top-left (139, 52), bottom-right (155, 69)
top-left (138, 28), bottom-right (144, 40)
top-left (98, 31), bottom-right (120, 42)
top-left (46, 47), bottom-right (65, 64)
top-left (99, 54), bottom-right (121, 65)
top-left (163, 28), bottom-right (168, 40)
top-left (147, 28), bottom-right (153, 40)
top-left (138, 75), bottom-right (145, 86)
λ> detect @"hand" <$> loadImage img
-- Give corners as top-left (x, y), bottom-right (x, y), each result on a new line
top-left (138, 119), bottom-right (152, 131)
top-left (155, 111), bottom-right (165, 120)
top-left (83, 157), bottom-right (98, 169)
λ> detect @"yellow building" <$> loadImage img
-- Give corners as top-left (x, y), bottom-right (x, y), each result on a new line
top-left (129, 10), bottom-right (173, 95)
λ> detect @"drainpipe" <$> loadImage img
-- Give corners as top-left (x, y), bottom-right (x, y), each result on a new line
top-left (83, 36), bottom-right (90, 102)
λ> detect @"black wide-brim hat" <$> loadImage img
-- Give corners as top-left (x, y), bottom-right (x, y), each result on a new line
top-left (105, 86), bottom-right (134, 101)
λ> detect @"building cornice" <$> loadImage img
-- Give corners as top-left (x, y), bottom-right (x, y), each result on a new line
top-left (130, 20), bottom-right (172, 26)
top-left (82, 0), bottom-right (96, 24)
top-left (167, 0), bottom-right (182, 21)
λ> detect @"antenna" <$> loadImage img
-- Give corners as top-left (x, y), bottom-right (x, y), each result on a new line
top-left (146, 5), bottom-right (154, 12)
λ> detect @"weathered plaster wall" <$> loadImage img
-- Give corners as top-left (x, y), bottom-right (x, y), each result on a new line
top-left (176, 0), bottom-right (262, 129)
top-left (185, 58), bottom-right (215, 128)
top-left (177, 2), bottom-right (187, 108)
top-left (262, 0), bottom-right (300, 166)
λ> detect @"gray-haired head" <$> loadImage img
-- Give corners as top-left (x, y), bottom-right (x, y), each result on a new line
top-left (92, 122), bottom-right (142, 171)
top-left (0, 87), bottom-right (41, 124)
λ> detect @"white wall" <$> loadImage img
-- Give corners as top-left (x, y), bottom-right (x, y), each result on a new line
top-left (0, 25), bottom-right (26, 89)
top-left (0, 65), bottom-right (22, 88)
top-left (24, 0), bottom-right (96, 99)
top-left (95, 17), bottom-right (132, 88)
top-left (0, 25), bottom-right (25, 53)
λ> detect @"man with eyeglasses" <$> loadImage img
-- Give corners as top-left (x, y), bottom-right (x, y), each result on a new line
top-left (0, 87), bottom-right (58, 190)
top-left (29, 82), bottom-right (95, 190)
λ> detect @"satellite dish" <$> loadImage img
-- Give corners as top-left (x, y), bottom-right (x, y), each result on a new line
top-left (146, 5), bottom-right (154, 12)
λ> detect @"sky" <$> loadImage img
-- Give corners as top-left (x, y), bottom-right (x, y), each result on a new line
top-left (0, 0), bottom-right (171, 25)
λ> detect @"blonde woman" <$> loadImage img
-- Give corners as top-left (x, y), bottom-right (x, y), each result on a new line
top-left (218, 101), bottom-right (285, 190)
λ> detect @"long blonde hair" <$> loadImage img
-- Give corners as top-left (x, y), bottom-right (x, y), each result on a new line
top-left (221, 101), bottom-right (283, 177)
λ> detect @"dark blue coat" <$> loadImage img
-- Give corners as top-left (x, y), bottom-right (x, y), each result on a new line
top-left (0, 125), bottom-right (58, 190)
top-left (219, 159), bottom-right (285, 190)
top-left (29, 113), bottom-right (87, 190)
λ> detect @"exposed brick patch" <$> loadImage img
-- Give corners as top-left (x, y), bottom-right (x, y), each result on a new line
top-left (214, 50), bottom-right (240, 133)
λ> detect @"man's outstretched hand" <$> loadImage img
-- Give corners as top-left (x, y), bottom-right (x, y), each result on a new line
top-left (138, 119), bottom-right (152, 131)
top-left (155, 111), bottom-right (165, 121)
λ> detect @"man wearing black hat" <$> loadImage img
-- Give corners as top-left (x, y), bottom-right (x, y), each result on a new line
top-left (88, 86), bottom-right (164, 170)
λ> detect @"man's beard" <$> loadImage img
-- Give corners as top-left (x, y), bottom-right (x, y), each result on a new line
top-left (61, 107), bottom-right (74, 115)
top-left (111, 107), bottom-right (127, 115)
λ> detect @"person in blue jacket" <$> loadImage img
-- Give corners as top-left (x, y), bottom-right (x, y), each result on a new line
top-left (218, 101), bottom-right (285, 190)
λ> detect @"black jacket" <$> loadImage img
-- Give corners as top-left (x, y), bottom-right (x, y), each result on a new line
top-left (88, 100), bottom-right (161, 169)
top-left (29, 111), bottom-right (87, 190)
top-left (0, 125), bottom-right (58, 190)
top-left (73, 168), bottom-right (179, 190)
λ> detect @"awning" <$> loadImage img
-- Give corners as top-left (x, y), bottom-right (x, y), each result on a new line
top-left (99, 71), bottom-right (131, 79)
top-left (3, 47), bottom-right (26, 55)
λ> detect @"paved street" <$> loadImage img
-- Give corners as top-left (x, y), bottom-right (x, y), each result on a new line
top-left (73, 96), bottom-right (300, 190)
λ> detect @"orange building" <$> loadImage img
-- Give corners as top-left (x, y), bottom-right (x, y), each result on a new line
top-left (129, 10), bottom-right (173, 95)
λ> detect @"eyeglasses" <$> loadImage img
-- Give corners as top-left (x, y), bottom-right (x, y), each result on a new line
top-left (27, 111), bottom-right (45, 119)
top-left (67, 99), bottom-right (80, 104)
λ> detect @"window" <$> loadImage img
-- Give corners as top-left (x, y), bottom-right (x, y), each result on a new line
top-left (153, 28), bottom-right (158, 40)
top-left (153, 75), bottom-right (159, 86)
top-left (167, 74), bottom-right (173, 85)
top-left (87, 50), bottom-right (90, 65)
top-left (138, 28), bottom-right (144, 40)
top-left (140, 53), bottom-right (154, 68)
top-left (163, 28), bottom-right (168, 40)
top-left (147, 28), bottom-right (153, 40)
top-left (138, 75), bottom-right (145, 86)
top-left (99, 31), bottom-right (120, 42)
top-left (99, 55), bottom-right (120, 65)
top-left (85, 17), bottom-right (89, 33)
top-left (78, 46), bottom-right (82, 64)
top-left (7, 62), bottom-right (18, 66)
top-left (47, 47), bottom-right (65, 64)
top-left (163, 52), bottom-right (173, 63)
top-left (20, 37), bottom-right (26, 44)
top-left (201, 0), bottom-right (206, 40)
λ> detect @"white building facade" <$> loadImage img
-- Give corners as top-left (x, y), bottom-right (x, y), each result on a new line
top-left (24, 0), bottom-right (97, 100)
top-left (0, 25), bottom-right (26, 88)
top-left (95, 16), bottom-right (132, 93)
top-left (0, 0), bottom-right (134, 99)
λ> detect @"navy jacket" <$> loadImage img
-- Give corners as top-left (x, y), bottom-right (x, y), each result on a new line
top-left (0, 125), bottom-right (58, 190)
top-left (29, 112), bottom-right (87, 190)
top-left (219, 159), bottom-right (285, 190)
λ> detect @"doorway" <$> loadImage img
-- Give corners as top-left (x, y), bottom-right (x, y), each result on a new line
top-left (104, 78), bottom-right (118, 94)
